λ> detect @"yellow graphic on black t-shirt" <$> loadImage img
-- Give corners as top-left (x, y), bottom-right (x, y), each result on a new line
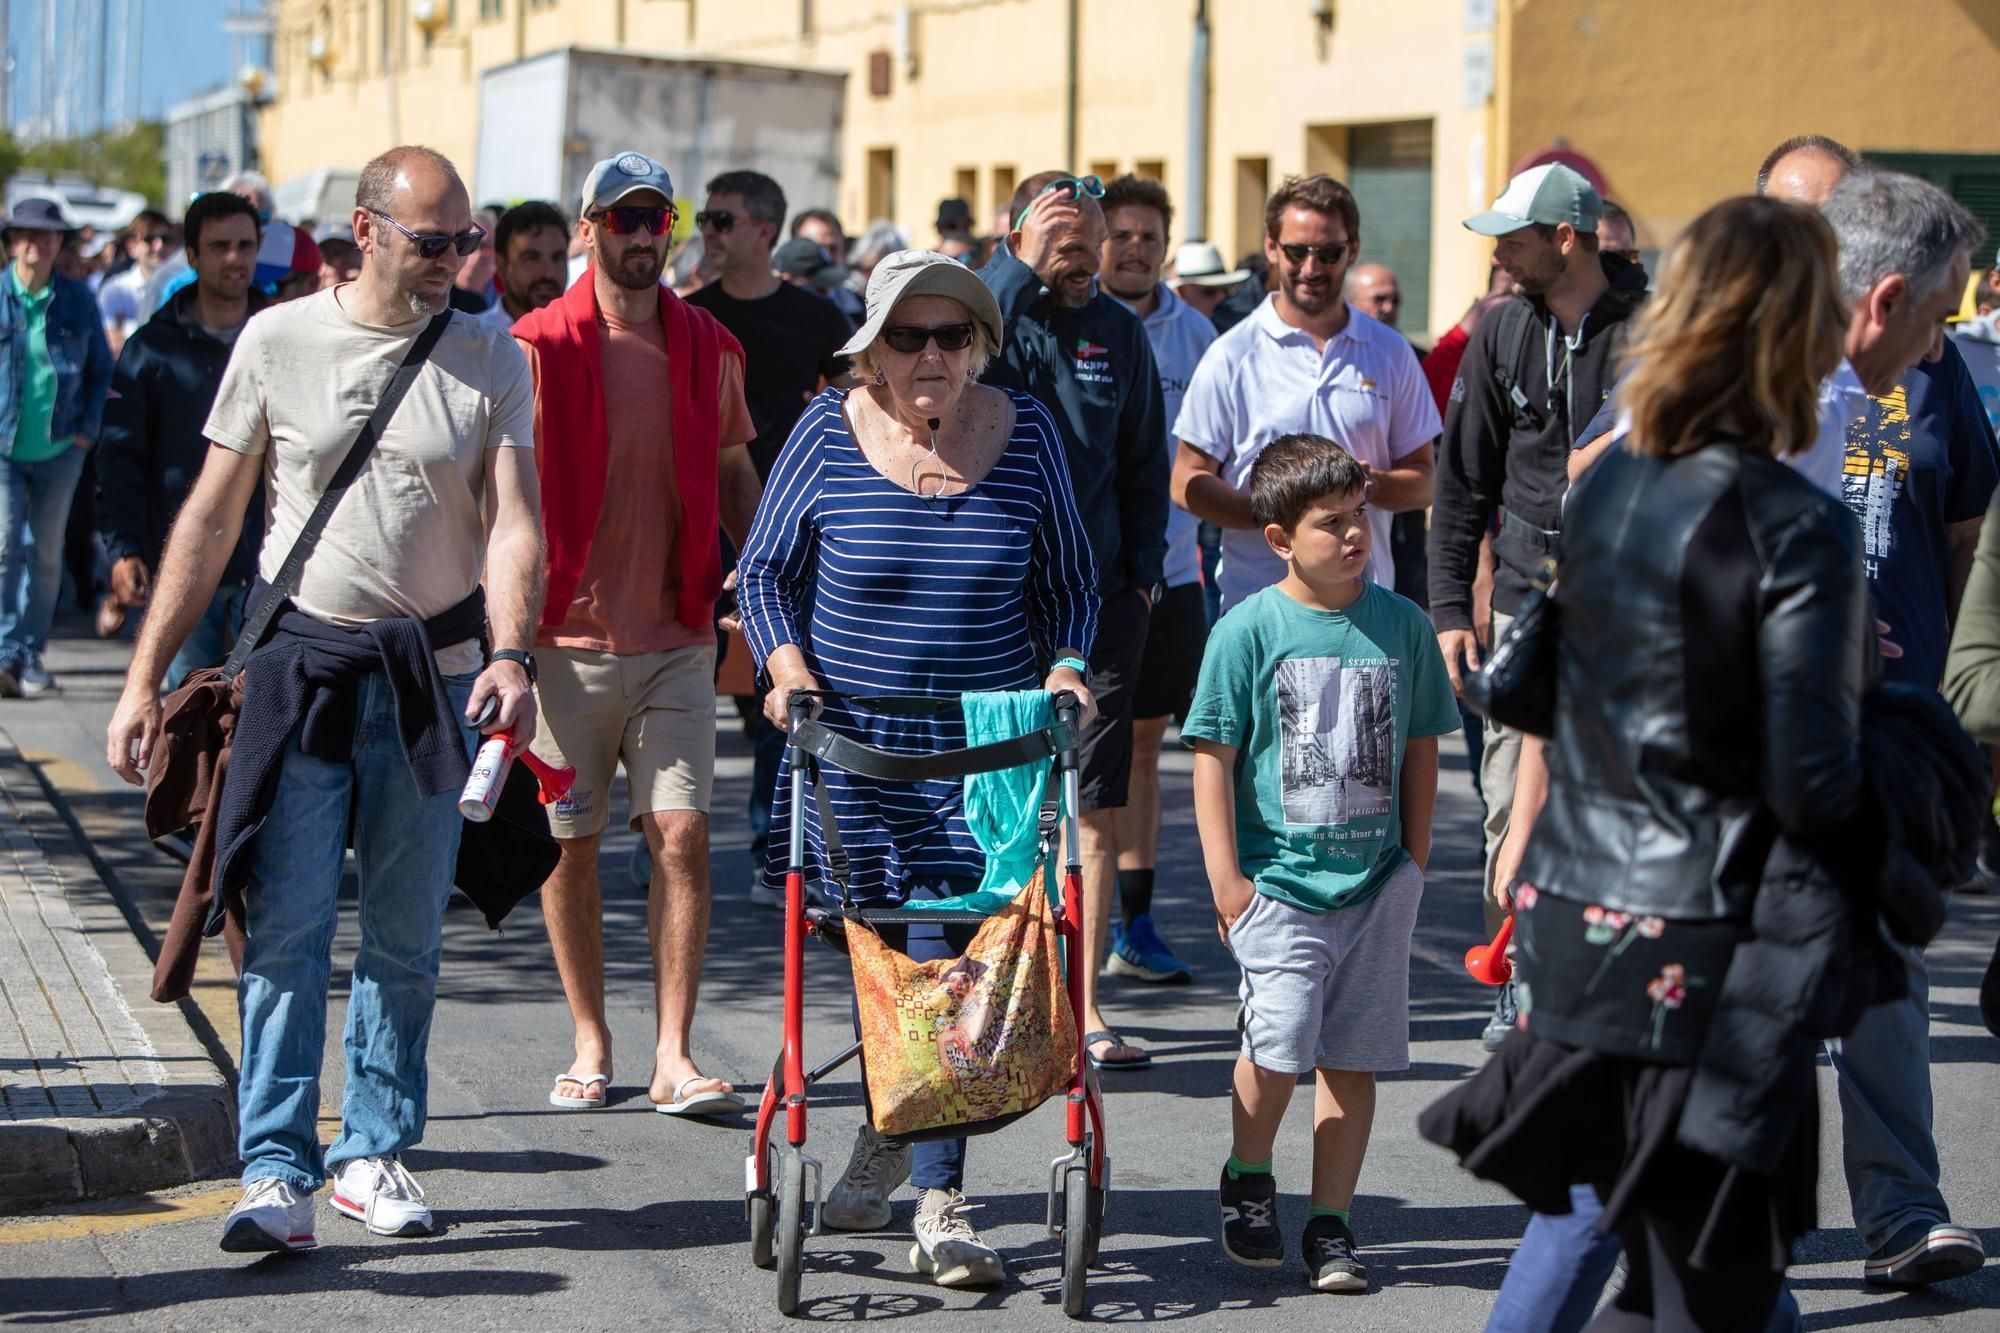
top-left (1842, 385), bottom-right (1912, 580)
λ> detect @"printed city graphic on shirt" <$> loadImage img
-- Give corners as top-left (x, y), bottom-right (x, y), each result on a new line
top-left (1842, 383), bottom-right (1913, 582)
top-left (1274, 655), bottom-right (1396, 827)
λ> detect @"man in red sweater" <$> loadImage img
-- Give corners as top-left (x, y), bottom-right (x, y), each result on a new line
top-left (513, 151), bottom-right (761, 1115)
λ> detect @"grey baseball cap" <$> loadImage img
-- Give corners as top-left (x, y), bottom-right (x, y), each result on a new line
top-left (836, 249), bottom-right (1004, 359)
top-left (581, 150), bottom-right (674, 215)
top-left (1465, 163), bottom-right (1601, 237)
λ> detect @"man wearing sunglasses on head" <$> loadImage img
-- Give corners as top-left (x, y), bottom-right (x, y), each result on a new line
top-left (107, 145), bottom-right (544, 1254)
top-left (979, 168), bottom-right (1169, 1074)
top-left (514, 151), bottom-right (759, 1118)
top-left (1174, 173), bottom-right (1440, 617)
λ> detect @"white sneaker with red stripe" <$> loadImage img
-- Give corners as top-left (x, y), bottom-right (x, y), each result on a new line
top-left (330, 1155), bottom-right (436, 1237)
top-left (220, 1177), bottom-right (318, 1253)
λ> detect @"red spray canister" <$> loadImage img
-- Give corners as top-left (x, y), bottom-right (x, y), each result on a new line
top-left (460, 729), bottom-right (575, 822)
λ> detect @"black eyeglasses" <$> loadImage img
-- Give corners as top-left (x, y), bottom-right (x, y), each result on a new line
top-left (695, 210), bottom-right (734, 233)
top-left (1278, 240), bottom-right (1350, 267)
top-left (371, 211), bottom-right (488, 259)
top-left (879, 323), bottom-right (975, 354)
top-left (593, 206), bottom-right (673, 236)
top-left (141, 232), bottom-right (173, 247)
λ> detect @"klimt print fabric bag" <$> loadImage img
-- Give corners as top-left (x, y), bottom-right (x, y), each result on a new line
top-left (848, 871), bottom-right (1077, 1141)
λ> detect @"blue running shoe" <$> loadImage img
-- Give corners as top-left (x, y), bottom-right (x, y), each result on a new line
top-left (1107, 912), bottom-right (1193, 984)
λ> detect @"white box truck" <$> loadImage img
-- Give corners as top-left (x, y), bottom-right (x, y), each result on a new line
top-left (474, 46), bottom-right (846, 220)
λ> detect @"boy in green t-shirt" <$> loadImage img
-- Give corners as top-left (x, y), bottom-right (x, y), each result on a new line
top-left (1182, 433), bottom-right (1459, 1293)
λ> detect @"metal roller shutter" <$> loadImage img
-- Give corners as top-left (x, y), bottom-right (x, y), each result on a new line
top-left (1350, 120), bottom-right (1435, 333)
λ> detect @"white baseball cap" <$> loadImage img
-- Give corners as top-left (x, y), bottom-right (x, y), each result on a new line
top-left (1465, 163), bottom-right (1602, 237)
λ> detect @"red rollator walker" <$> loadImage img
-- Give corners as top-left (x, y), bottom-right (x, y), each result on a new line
top-left (745, 689), bottom-right (1109, 1318)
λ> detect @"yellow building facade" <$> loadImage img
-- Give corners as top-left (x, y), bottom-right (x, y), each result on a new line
top-left (261, 0), bottom-right (2000, 338)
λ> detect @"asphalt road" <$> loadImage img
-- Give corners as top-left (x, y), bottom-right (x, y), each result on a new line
top-left (1, 620), bottom-right (1996, 1329)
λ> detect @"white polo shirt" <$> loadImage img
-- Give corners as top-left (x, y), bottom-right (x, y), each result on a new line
top-left (1174, 295), bottom-right (1440, 608)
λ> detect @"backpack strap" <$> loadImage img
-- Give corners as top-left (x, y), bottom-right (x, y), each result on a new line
top-left (1488, 300), bottom-right (1538, 428)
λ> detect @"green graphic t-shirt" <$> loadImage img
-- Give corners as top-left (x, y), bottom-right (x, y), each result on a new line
top-left (1182, 582), bottom-right (1459, 914)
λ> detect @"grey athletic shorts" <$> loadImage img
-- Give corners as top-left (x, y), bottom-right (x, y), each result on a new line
top-left (1228, 859), bottom-right (1423, 1075)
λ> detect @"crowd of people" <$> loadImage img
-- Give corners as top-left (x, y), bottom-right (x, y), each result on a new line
top-left (48, 120), bottom-right (1991, 1327)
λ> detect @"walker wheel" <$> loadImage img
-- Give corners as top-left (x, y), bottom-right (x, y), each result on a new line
top-left (776, 1144), bottom-right (807, 1315)
top-left (748, 1142), bottom-right (777, 1270)
top-left (1060, 1163), bottom-right (1091, 1318)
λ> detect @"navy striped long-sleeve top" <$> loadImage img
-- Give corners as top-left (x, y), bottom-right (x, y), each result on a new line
top-left (739, 385), bottom-right (1100, 903)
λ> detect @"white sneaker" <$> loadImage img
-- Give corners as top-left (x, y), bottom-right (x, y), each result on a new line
top-left (910, 1187), bottom-right (1005, 1287)
top-left (822, 1122), bottom-right (911, 1231)
top-left (329, 1154), bottom-right (435, 1237)
top-left (749, 878), bottom-right (785, 912)
top-left (219, 1177), bottom-right (318, 1253)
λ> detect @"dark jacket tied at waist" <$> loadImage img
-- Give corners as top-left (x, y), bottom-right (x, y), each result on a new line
top-left (146, 588), bottom-right (485, 1001)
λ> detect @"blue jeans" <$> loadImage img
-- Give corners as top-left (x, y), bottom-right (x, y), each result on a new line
top-left (747, 703), bottom-right (785, 867)
top-left (1490, 1185), bottom-right (1804, 1333)
top-left (164, 582), bottom-right (250, 691)
top-left (236, 669), bottom-right (478, 1189)
top-left (1827, 935), bottom-right (1948, 1251)
top-left (0, 446), bottom-right (86, 668)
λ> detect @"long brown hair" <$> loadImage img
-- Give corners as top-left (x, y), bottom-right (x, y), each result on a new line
top-left (1621, 196), bottom-right (1845, 461)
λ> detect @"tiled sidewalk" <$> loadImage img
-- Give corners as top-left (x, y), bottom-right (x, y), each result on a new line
top-left (0, 733), bottom-right (234, 1208)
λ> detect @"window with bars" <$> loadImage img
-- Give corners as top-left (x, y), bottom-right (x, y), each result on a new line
top-left (1864, 151), bottom-right (2000, 261)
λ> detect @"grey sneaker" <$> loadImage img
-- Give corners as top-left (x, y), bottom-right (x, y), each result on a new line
top-left (18, 654), bottom-right (56, 696)
top-left (822, 1122), bottom-right (911, 1231)
top-left (220, 1177), bottom-right (317, 1253)
top-left (1479, 979), bottom-right (1519, 1052)
top-left (910, 1187), bottom-right (1004, 1287)
top-left (749, 877), bottom-right (786, 912)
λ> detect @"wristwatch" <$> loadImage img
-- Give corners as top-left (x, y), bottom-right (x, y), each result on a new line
top-left (490, 647), bottom-right (538, 684)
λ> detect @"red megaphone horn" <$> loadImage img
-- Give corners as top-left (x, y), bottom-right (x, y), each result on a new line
top-left (1464, 914), bottom-right (1515, 986)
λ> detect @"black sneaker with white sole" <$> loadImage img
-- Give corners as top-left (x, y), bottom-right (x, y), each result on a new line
top-left (1218, 1166), bottom-right (1283, 1267)
top-left (1302, 1214), bottom-right (1369, 1292)
top-left (1864, 1219), bottom-right (1984, 1287)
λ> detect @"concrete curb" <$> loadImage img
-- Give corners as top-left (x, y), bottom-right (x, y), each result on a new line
top-left (0, 732), bottom-right (237, 1212)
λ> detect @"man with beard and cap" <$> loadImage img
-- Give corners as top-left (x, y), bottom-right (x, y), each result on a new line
top-left (479, 201), bottom-right (569, 329)
top-left (96, 189), bottom-right (266, 683)
top-left (1424, 162), bottom-right (1646, 1052)
top-left (512, 151), bottom-right (760, 1119)
top-left (106, 144), bottom-right (543, 1253)
top-left (1095, 173), bottom-right (1213, 987)
top-left (979, 168), bottom-right (1168, 1073)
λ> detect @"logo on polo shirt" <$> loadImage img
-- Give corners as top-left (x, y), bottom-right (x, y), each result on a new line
top-left (1073, 336), bottom-right (1113, 385)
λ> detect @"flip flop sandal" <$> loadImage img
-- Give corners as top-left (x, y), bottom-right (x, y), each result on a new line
top-left (549, 1072), bottom-right (609, 1110)
top-left (654, 1075), bottom-right (747, 1117)
top-left (1084, 1029), bottom-right (1152, 1071)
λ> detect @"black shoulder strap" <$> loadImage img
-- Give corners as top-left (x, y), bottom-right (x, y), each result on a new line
top-left (219, 310), bottom-right (452, 682)
top-left (1489, 301), bottom-right (1537, 425)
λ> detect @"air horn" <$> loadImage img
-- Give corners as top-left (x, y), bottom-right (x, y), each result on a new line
top-left (1464, 914), bottom-right (1515, 986)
